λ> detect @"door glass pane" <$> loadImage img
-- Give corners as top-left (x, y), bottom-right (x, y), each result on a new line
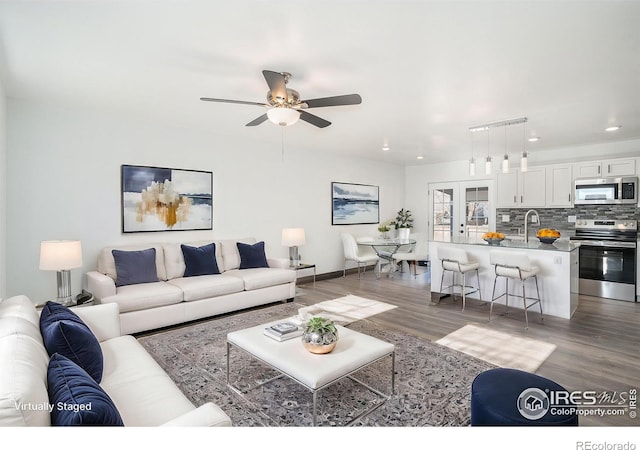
top-left (465, 187), bottom-right (489, 243)
top-left (433, 188), bottom-right (453, 242)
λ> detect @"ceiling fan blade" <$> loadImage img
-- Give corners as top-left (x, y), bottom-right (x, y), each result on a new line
top-left (262, 70), bottom-right (288, 102)
top-left (200, 97), bottom-right (268, 107)
top-left (302, 94), bottom-right (362, 108)
top-left (299, 110), bottom-right (331, 128)
top-left (246, 114), bottom-right (268, 126)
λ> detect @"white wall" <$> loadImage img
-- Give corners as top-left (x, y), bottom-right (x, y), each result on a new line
top-left (6, 99), bottom-right (405, 301)
top-left (405, 139), bottom-right (640, 233)
top-left (0, 77), bottom-right (6, 299)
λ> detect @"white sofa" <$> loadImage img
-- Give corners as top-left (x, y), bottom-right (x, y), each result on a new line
top-left (87, 238), bottom-right (297, 334)
top-left (0, 295), bottom-right (232, 426)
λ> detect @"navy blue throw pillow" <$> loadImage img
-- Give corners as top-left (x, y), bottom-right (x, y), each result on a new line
top-left (112, 248), bottom-right (158, 287)
top-left (39, 301), bottom-right (104, 383)
top-left (237, 241), bottom-right (269, 269)
top-left (181, 243), bottom-right (220, 277)
top-left (47, 353), bottom-right (124, 426)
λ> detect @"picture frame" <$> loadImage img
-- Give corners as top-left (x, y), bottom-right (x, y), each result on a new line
top-left (121, 164), bottom-right (213, 233)
top-left (331, 182), bottom-right (379, 225)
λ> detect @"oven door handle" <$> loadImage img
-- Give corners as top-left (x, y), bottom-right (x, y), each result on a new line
top-left (573, 240), bottom-right (637, 249)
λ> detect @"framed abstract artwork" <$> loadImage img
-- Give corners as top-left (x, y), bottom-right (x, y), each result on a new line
top-left (331, 182), bottom-right (379, 225)
top-left (121, 165), bottom-right (213, 233)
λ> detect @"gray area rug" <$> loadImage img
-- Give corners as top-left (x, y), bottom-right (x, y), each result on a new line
top-left (137, 302), bottom-right (495, 426)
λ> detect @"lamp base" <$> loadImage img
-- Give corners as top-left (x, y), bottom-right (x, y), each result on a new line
top-left (289, 246), bottom-right (301, 267)
top-left (56, 269), bottom-right (74, 306)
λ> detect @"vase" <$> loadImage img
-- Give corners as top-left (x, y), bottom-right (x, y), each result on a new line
top-left (301, 328), bottom-right (339, 354)
top-left (398, 228), bottom-right (411, 240)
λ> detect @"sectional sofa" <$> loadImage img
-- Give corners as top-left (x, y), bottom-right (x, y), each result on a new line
top-left (0, 295), bottom-right (232, 426)
top-left (87, 238), bottom-right (297, 334)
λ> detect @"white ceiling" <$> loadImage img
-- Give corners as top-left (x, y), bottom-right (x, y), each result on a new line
top-left (0, 0), bottom-right (639, 166)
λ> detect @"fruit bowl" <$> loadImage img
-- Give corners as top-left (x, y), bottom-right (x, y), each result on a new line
top-left (536, 228), bottom-right (561, 245)
top-left (482, 232), bottom-right (505, 245)
top-left (484, 238), bottom-right (504, 246)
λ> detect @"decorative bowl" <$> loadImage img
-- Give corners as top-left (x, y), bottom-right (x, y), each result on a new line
top-left (484, 238), bottom-right (504, 246)
top-left (538, 237), bottom-right (558, 244)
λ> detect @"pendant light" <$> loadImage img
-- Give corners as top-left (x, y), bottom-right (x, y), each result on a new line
top-left (502, 125), bottom-right (509, 173)
top-left (485, 128), bottom-right (492, 175)
top-left (469, 131), bottom-right (476, 176)
top-left (521, 120), bottom-right (528, 172)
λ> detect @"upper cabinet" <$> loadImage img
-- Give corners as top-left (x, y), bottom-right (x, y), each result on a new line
top-left (546, 164), bottom-right (573, 207)
top-left (495, 167), bottom-right (546, 208)
top-left (573, 158), bottom-right (636, 178)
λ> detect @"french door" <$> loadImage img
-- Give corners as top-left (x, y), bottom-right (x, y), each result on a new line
top-left (428, 180), bottom-right (493, 243)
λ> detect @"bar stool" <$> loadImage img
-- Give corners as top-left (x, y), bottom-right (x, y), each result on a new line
top-left (489, 250), bottom-right (543, 329)
top-left (437, 246), bottom-right (481, 311)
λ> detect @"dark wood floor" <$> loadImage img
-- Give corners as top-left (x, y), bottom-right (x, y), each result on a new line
top-left (294, 264), bottom-right (640, 426)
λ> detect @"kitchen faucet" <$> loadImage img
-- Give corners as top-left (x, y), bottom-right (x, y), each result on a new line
top-left (524, 210), bottom-right (540, 243)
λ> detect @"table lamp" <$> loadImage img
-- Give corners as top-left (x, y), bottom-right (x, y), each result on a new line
top-left (39, 240), bottom-right (83, 306)
top-left (282, 228), bottom-right (305, 267)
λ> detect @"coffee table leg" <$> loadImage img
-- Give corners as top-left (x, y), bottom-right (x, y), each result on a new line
top-left (312, 391), bottom-right (317, 426)
top-left (226, 341), bottom-right (230, 384)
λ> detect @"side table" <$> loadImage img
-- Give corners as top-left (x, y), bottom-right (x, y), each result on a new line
top-left (291, 263), bottom-right (316, 286)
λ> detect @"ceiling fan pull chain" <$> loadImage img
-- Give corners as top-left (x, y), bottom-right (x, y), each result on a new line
top-left (281, 127), bottom-right (285, 163)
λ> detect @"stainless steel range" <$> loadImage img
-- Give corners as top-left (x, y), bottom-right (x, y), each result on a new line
top-left (570, 219), bottom-right (637, 302)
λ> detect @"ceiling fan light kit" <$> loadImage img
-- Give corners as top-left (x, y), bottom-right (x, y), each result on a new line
top-left (267, 107), bottom-right (300, 126)
top-left (201, 70), bottom-right (361, 129)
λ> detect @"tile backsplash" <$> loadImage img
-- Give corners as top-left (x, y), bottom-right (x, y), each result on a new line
top-left (495, 205), bottom-right (639, 237)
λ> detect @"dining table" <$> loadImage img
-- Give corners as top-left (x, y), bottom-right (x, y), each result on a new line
top-left (357, 238), bottom-right (416, 277)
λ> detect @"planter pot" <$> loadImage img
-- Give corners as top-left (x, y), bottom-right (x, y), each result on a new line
top-left (302, 329), bottom-right (339, 354)
top-left (398, 228), bottom-right (411, 240)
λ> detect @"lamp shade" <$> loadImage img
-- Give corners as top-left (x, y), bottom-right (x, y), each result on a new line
top-left (39, 240), bottom-right (83, 270)
top-left (267, 107), bottom-right (300, 126)
top-left (282, 228), bottom-right (306, 247)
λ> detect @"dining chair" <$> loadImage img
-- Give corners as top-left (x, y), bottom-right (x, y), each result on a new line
top-left (392, 232), bottom-right (429, 277)
top-left (340, 233), bottom-right (380, 278)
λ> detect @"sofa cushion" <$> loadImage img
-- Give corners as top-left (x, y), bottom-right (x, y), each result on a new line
top-left (168, 275), bottom-right (245, 301)
top-left (39, 302), bottom-right (104, 383)
top-left (112, 248), bottom-right (159, 287)
top-left (237, 241), bottom-right (269, 269)
top-left (101, 282), bottom-right (183, 313)
top-left (98, 244), bottom-right (167, 281)
top-left (181, 243), bottom-right (221, 277)
top-left (164, 241), bottom-right (224, 280)
top-left (225, 267), bottom-right (296, 291)
top-left (0, 297), bottom-right (50, 426)
top-left (47, 353), bottom-right (124, 426)
top-left (220, 238), bottom-right (256, 271)
top-left (0, 295), bottom-right (40, 327)
top-left (99, 335), bottom-right (196, 426)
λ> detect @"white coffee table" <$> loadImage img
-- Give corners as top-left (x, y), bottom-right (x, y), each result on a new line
top-left (226, 320), bottom-right (395, 426)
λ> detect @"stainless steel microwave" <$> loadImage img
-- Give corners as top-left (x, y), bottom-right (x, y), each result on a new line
top-left (574, 176), bottom-right (638, 205)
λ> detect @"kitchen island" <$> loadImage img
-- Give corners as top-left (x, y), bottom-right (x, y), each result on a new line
top-left (430, 238), bottom-right (579, 319)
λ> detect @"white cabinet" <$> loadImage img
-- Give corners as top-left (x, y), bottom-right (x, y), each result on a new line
top-left (573, 158), bottom-right (636, 178)
top-left (495, 167), bottom-right (546, 208)
top-left (546, 164), bottom-right (573, 206)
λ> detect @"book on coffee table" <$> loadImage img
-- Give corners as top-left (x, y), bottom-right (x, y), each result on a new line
top-left (264, 322), bottom-right (303, 341)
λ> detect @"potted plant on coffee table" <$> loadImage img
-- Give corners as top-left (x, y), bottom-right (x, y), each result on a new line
top-left (301, 316), bottom-right (339, 354)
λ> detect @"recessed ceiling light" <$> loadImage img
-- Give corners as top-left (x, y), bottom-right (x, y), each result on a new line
top-left (382, 145), bottom-right (390, 151)
top-left (605, 125), bottom-right (621, 132)
top-left (527, 137), bottom-right (540, 142)
top-left (416, 156), bottom-right (424, 160)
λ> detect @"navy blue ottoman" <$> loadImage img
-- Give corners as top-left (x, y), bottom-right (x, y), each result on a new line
top-left (471, 368), bottom-right (579, 426)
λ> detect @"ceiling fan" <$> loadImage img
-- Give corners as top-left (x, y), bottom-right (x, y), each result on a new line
top-left (200, 70), bottom-right (362, 128)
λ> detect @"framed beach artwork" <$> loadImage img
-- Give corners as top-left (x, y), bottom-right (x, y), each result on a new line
top-left (331, 182), bottom-right (379, 225)
top-left (121, 165), bottom-right (213, 233)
